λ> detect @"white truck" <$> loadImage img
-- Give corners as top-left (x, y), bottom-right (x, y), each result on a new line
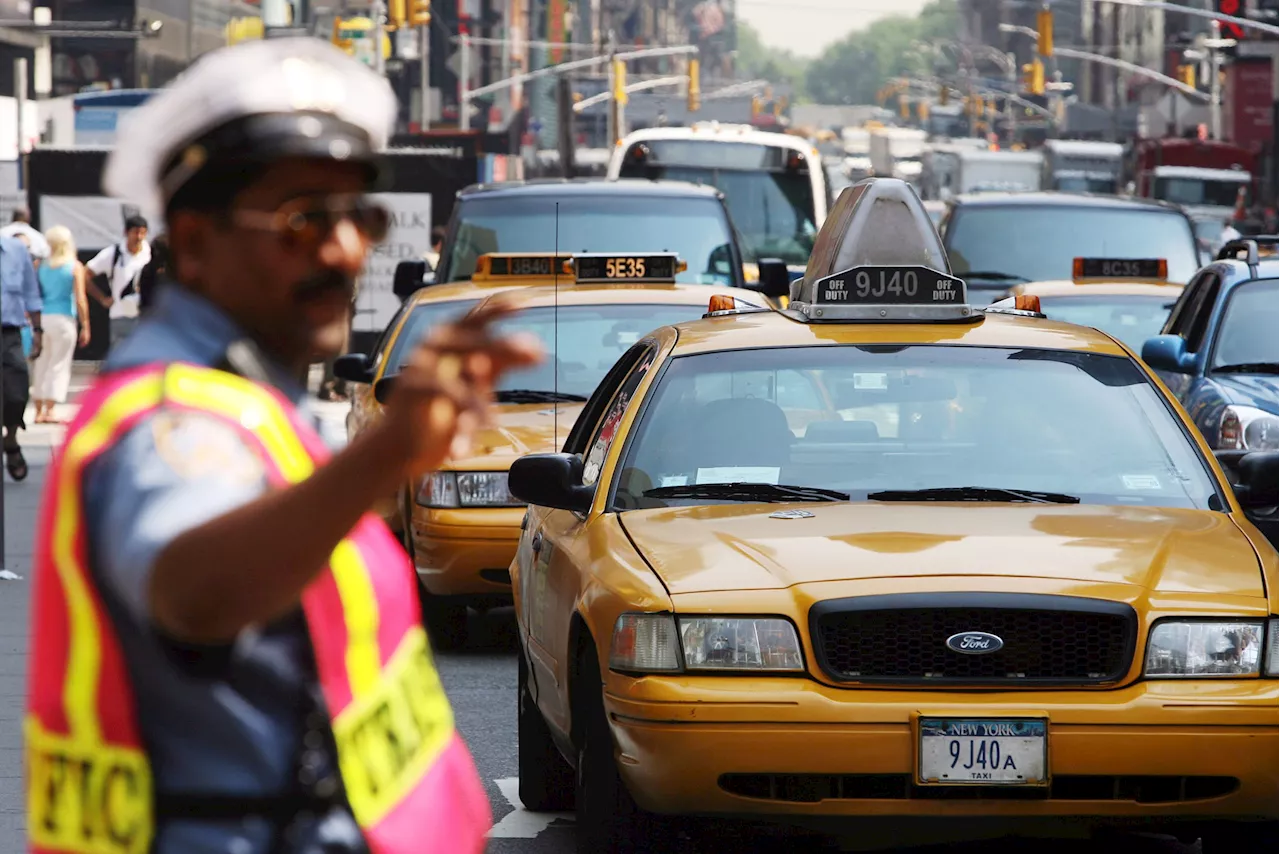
top-left (924, 146), bottom-right (1043, 199)
top-left (869, 127), bottom-right (927, 188)
top-left (841, 127), bottom-right (873, 182)
top-left (921, 139), bottom-right (989, 201)
top-left (1041, 140), bottom-right (1124, 194)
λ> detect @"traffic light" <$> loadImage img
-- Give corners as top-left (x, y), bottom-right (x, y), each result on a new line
top-left (752, 95), bottom-right (763, 116)
top-left (1023, 60), bottom-right (1045, 96)
top-left (900, 98), bottom-right (910, 119)
top-left (1037, 6), bottom-right (1053, 57)
top-left (1178, 63), bottom-right (1197, 88)
top-left (331, 17), bottom-right (353, 53)
top-left (939, 85), bottom-right (949, 106)
top-left (687, 58), bottom-right (701, 112)
top-left (387, 0), bottom-right (406, 29)
top-left (917, 101), bottom-right (929, 121)
top-left (409, 0), bottom-right (431, 27)
top-left (612, 60), bottom-right (628, 105)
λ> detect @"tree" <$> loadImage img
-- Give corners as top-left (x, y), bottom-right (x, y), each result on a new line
top-left (803, 0), bottom-right (958, 106)
top-left (734, 19), bottom-right (808, 91)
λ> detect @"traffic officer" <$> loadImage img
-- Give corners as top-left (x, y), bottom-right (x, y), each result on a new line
top-left (24, 38), bottom-right (541, 854)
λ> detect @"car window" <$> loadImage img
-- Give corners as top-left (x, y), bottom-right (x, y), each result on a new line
top-left (444, 195), bottom-right (739, 287)
top-left (1036, 295), bottom-right (1176, 351)
top-left (613, 345), bottom-right (1219, 512)
top-left (1210, 278), bottom-right (1280, 369)
top-left (386, 302), bottom-right (698, 399)
top-left (1163, 271), bottom-right (1211, 336)
top-left (1184, 273), bottom-right (1223, 352)
top-left (945, 206), bottom-right (1200, 284)
top-left (582, 349), bottom-right (657, 487)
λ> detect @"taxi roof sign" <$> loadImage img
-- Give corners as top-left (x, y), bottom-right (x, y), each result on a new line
top-left (473, 253), bottom-right (572, 281)
top-left (789, 178), bottom-right (974, 323)
top-left (1072, 257), bottom-right (1168, 282)
top-left (569, 253), bottom-right (687, 285)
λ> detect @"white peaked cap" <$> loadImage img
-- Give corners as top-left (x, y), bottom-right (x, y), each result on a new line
top-left (103, 37), bottom-right (397, 218)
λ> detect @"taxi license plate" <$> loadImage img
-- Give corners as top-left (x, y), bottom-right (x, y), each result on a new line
top-left (918, 717), bottom-right (1047, 786)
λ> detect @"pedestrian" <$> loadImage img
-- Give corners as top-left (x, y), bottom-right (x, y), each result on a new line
top-left (425, 224), bottom-right (446, 270)
top-left (0, 229), bottom-right (40, 480)
top-left (0, 208), bottom-right (51, 262)
top-left (25, 37), bottom-right (538, 854)
top-left (30, 225), bottom-right (90, 424)
top-left (86, 213), bottom-right (151, 348)
top-left (136, 233), bottom-right (170, 314)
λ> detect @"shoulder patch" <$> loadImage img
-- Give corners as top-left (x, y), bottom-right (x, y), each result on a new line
top-left (150, 410), bottom-right (267, 484)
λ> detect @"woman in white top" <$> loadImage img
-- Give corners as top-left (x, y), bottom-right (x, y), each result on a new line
top-left (30, 226), bottom-right (90, 424)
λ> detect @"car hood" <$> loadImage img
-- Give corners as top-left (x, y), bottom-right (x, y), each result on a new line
top-left (620, 503), bottom-right (1262, 597)
top-left (446, 402), bottom-right (582, 469)
top-left (1210, 373), bottom-right (1280, 412)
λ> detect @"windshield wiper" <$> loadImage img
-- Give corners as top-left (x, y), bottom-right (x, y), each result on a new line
top-left (958, 271), bottom-right (1029, 283)
top-left (643, 482), bottom-right (850, 503)
top-left (495, 389), bottom-right (589, 403)
top-left (1210, 362), bottom-right (1280, 375)
top-left (867, 486), bottom-right (1080, 504)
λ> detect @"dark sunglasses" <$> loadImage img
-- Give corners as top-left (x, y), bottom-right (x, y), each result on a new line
top-left (232, 193), bottom-right (390, 249)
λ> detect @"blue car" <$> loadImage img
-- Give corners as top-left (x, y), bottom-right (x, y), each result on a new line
top-left (1143, 237), bottom-right (1278, 542)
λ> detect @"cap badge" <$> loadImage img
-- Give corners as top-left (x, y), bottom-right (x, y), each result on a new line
top-left (281, 57), bottom-right (345, 114)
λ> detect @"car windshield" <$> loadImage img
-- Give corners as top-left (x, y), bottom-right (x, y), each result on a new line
top-left (1154, 176), bottom-right (1248, 208)
top-left (946, 205), bottom-right (1201, 285)
top-left (1211, 279), bottom-right (1280, 370)
top-left (1036, 295), bottom-right (1176, 352)
top-left (620, 162), bottom-right (817, 266)
top-left (613, 345), bottom-right (1218, 511)
top-left (1055, 177), bottom-right (1116, 193)
top-left (386, 301), bottom-right (701, 398)
top-left (444, 195), bottom-right (739, 287)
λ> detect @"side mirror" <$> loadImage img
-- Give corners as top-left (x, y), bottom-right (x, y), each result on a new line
top-left (1141, 335), bottom-right (1193, 373)
top-left (508, 453), bottom-right (593, 514)
top-left (393, 261), bottom-right (428, 300)
top-left (373, 374), bottom-right (397, 405)
top-left (1235, 450), bottom-right (1278, 508)
top-left (751, 258), bottom-right (792, 299)
top-left (332, 352), bottom-right (374, 385)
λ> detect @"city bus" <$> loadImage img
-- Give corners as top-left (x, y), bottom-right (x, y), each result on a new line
top-left (608, 123), bottom-right (832, 277)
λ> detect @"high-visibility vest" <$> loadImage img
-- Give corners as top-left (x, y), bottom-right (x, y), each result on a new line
top-left (25, 362), bottom-right (491, 854)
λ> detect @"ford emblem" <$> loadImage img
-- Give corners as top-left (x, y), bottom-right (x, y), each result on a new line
top-left (946, 631), bottom-right (1004, 655)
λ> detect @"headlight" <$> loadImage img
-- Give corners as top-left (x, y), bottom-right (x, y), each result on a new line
top-left (608, 613), bottom-right (804, 673)
top-left (1218, 405), bottom-right (1279, 451)
top-left (416, 471), bottom-right (519, 507)
top-left (1266, 617), bottom-right (1278, 678)
top-left (1144, 620), bottom-right (1265, 678)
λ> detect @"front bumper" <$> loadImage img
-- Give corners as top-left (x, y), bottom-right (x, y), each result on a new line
top-left (605, 675), bottom-right (1278, 828)
top-left (409, 506), bottom-right (524, 597)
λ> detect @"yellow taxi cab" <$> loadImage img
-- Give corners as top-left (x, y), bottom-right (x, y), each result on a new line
top-left (506, 178), bottom-right (1279, 853)
top-left (336, 251), bottom-right (769, 647)
top-left (1004, 257), bottom-right (1185, 353)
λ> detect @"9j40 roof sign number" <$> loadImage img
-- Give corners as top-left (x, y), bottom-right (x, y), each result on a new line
top-left (815, 265), bottom-right (966, 306)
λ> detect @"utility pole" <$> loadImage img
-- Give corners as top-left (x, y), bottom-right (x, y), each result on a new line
top-left (460, 30), bottom-right (471, 129)
top-left (1203, 21), bottom-right (1237, 141)
top-left (420, 19), bottom-right (430, 130)
top-left (1006, 50), bottom-right (1018, 144)
top-left (607, 31), bottom-right (619, 145)
top-left (372, 0), bottom-right (387, 77)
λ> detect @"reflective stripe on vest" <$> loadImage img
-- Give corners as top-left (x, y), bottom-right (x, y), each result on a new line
top-left (26, 363), bottom-right (490, 854)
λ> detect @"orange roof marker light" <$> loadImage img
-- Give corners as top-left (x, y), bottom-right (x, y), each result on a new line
top-left (985, 294), bottom-right (1046, 319)
top-left (703, 294), bottom-right (772, 319)
top-left (1072, 257), bottom-right (1168, 283)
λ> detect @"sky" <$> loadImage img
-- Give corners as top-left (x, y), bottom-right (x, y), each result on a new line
top-left (736, 0), bottom-right (932, 57)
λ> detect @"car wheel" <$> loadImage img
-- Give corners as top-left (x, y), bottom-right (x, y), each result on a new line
top-left (574, 644), bottom-right (672, 854)
top-left (518, 651), bottom-right (575, 811)
top-left (420, 584), bottom-right (468, 651)
top-left (1200, 821), bottom-right (1279, 853)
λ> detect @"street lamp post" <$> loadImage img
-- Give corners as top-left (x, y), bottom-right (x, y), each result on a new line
top-left (1201, 22), bottom-right (1238, 141)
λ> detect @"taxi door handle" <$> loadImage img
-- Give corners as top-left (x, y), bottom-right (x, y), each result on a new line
top-left (531, 532), bottom-right (543, 554)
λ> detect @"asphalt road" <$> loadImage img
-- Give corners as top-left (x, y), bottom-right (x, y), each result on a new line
top-left (0, 381), bottom-right (1201, 853)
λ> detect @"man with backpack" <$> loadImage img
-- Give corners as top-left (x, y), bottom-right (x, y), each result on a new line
top-left (87, 214), bottom-right (152, 348)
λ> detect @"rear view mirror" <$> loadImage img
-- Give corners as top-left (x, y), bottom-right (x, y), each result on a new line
top-left (332, 352), bottom-right (374, 385)
top-left (373, 374), bottom-right (398, 405)
top-left (509, 453), bottom-right (593, 514)
top-left (832, 375), bottom-right (958, 410)
top-left (394, 261), bottom-right (428, 300)
top-left (1233, 450), bottom-right (1278, 509)
top-left (1141, 335), bottom-right (1193, 374)
top-left (751, 258), bottom-right (793, 300)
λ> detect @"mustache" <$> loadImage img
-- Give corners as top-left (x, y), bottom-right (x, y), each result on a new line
top-left (292, 271), bottom-right (355, 304)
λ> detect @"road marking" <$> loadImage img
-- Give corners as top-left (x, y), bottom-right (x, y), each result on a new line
top-left (487, 777), bottom-right (574, 838)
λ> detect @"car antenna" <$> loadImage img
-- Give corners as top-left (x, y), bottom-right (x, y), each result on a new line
top-left (554, 201), bottom-right (560, 443)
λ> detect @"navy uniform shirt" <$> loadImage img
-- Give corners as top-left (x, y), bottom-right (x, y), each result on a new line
top-left (82, 285), bottom-right (367, 854)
